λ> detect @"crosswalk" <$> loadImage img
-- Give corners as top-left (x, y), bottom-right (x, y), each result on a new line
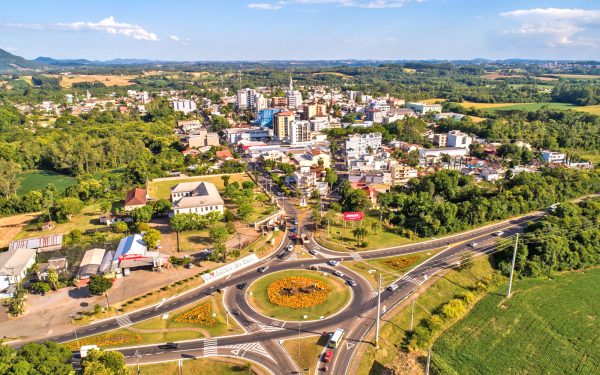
top-left (225, 342), bottom-right (271, 357)
top-left (203, 338), bottom-right (218, 357)
top-left (399, 274), bottom-right (424, 285)
top-left (288, 252), bottom-right (299, 261)
top-left (115, 315), bottom-right (133, 328)
top-left (350, 252), bottom-right (362, 260)
top-left (254, 321), bottom-right (285, 332)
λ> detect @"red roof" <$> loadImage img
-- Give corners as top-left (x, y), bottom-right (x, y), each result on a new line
top-left (216, 150), bottom-right (233, 159)
top-left (125, 188), bottom-right (147, 207)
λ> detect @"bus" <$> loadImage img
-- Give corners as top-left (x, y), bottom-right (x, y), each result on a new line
top-left (328, 328), bottom-right (345, 348)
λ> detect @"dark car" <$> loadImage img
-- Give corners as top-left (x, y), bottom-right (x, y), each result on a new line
top-left (159, 342), bottom-right (179, 350)
top-left (237, 283), bottom-right (247, 290)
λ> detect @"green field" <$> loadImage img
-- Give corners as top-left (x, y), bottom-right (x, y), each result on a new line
top-left (148, 173), bottom-right (250, 200)
top-left (315, 219), bottom-right (415, 252)
top-left (17, 170), bottom-right (77, 196)
top-left (247, 270), bottom-right (351, 321)
top-left (136, 358), bottom-right (266, 375)
top-left (432, 268), bottom-right (600, 375)
top-left (282, 335), bottom-right (328, 374)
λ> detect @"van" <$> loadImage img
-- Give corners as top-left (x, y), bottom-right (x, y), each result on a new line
top-left (387, 284), bottom-right (399, 292)
top-left (80, 345), bottom-right (99, 358)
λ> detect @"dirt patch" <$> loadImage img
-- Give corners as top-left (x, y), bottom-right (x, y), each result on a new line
top-left (60, 74), bottom-right (137, 88)
top-left (482, 73), bottom-right (524, 80)
top-left (0, 212), bottom-right (40, 248)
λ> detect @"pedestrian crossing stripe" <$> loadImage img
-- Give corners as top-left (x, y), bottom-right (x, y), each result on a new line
top-left (225, 342), bottom-right (270, 357)
top-left (203, 338), bottom-right (219, 357)
top-left (350, 252), bottom-right (362, 260)
top-left (400, 275), bottom-right (423, 285)
top-left (116, 315), bottom-right (133, 327)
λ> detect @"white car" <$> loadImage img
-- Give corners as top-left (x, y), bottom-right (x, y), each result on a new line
top-left (387, 284), bottom-right (399, 292)
top-left (494, 231), bottom-right (505, 236)
top-left (469, 242), bottom-right (479, 248)
top-left (287, 245), bottom-right (294, 252)
top-left (333, 270), bottom-right (344, 277)
top-left (328, 260), bottom-right (340, 266)
top-left (308, 249), bottom-right (319, 255)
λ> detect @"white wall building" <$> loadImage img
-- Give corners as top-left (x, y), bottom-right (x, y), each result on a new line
top-left (286, 76), bottom-right (303, 109)
top-left (0, 248), bottom-right (37, 297)
top-left (406, 102), bottom-right (443, 114)
top-left (171, 181), bottom-right (225, 215)
top-left (541, 151), bottom-right (566, 164)
top-left (447, 130), bottom-right (473, 149)
top-left (289, 120), bottom-right (311, 146)
top-left (346, 133), bottom-right (383, 159)
top-left (236, 88), bottom-right (267, 112)
top-left (172, 99), bottom-right (197, 114)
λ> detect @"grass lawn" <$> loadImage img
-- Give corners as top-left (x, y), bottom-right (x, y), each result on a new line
top-left (15, 203), bottom-right (105, 239)
top-left (241, 230), bottom-right (283, 259)
top-left (148, 173), bottom-right (250, 200)
top-left (137, 358), bottom-right (267, 375)
top-left (432, 268), bottom-right (600, 375)
top-left (343, 248), bottom-right (445, 288)
top-left (355, 258), bottom-right (496, 375)
top-left (242, 193), bottom-right (279, 225)
top-left (315, 219), bottom-right (415, 252)
top-left (17, 170), bottom-right (77, 196)
top-left (247, 270), bottom-right (351, 321)
top-left (282, 335), bottom-right (329, 374)
top-left (69, 294), bottom-right (242, 349)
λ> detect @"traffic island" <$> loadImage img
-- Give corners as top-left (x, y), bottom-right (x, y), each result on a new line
top-left (246, 270), bottom-right (351, 322)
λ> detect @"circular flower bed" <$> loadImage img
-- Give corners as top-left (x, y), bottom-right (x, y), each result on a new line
top-left (267, 276), bottom-right (329, 308)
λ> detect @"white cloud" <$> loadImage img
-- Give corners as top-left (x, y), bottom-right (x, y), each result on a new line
top-left (501, 8), bottom-right (600, 47)
top-left (248, 3), bottom-right (283, 10)
top-left (170, 35), bottom-right (189, 45)
top-left (3, 16), bottom-right (159, 41)
top-left (249, 0), bottom-right (420, 10)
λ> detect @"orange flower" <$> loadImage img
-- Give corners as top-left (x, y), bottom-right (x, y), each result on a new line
top-left (267, 277), bottom-right (329, 309)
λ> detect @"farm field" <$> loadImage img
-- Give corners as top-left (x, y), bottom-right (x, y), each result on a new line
top-left (59, 74), bottom-right (137, 88)
top-left (356, 258), bottom-right (495, 375)
top-left (0, 212), bottom-right (39, 248)
top-left (148, 173), bottom-right (250, 200)
top-left (421, 98), bottom-right (446, 104)
top-left (575, 104), bottom-right (600, 116)
top-left (432, 268), bottom-right (600, 375)
top-left (311, 72), bottom-right (352, 79)
top-left (458, 101), bottom-right (575, 113)
top-left (17, 170), bottom-right (77, 196)
top-left (136, 357), bottom-right (267, 375)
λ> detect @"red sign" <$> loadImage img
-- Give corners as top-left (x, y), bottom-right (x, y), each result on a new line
top-left (343, 212), bottom-right (364, 221)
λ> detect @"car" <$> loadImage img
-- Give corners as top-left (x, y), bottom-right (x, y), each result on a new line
top-left (258, 266), bottom-right (269, 273)
top-left (387, 284), bottom-right (399, 292)
top-left (333, 270), bottom-right (344, 277)
top-left (469, 242), bottom-right (479, 248)
top-left (276, 192), bottom-right (284, 197)
top-left (291, 218), bottom-right (298, 225)
top-left (347, 280), bottom-right (357, 287)
top-left (159, 342), bottom-right (179, 350)
top-left (310, 265), bottom-right (319, 271)
top-left (327, 260), bottom-right (340, 266)
top-left (287, 245), bottom-right (294, 252)
top-left (323, 350), bottom-right (333, 363)
top-left (237, 283), bottom-right (247, 290)
top-left (493, 230), bottom-right (505, 236)
top-left (308, 249), bottom-right (319, 255)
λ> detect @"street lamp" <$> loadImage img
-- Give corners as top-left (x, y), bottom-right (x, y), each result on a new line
top-left (69, 314), bottom-right (80, 347)
top-left (104, 292), bottom-right (110, 309)
top-left (135, 350), bottom-right (141, 375)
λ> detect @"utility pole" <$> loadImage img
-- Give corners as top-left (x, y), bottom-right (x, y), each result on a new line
top-left (69, 314), bottom-right (80, 347)
top-left (507, 233), bottom-right (519, 298)
top-left (135, 350), bottom-right (141, 375)
top-left (375, 274), bottom-right (381, 349)
top-left (425, 348), bottom-right (431, 375)
top-left (410, 298), bottom-right (415, 333)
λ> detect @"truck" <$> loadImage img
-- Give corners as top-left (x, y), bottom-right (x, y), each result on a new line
top-left (79, 345), bottom-right (99, 358)
top-left (328, 328), bottom-right (345, 348)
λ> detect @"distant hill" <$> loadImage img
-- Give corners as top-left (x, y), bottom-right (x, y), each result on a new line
top-left (0, 48), bottom-right (44, 72)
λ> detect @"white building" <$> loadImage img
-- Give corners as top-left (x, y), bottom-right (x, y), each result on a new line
top-left (178, 120), bottom-right (203, 133)
top-left (236, 88), bottom-right (267, 112)
top-left (435, 112), bottom-right (465, 121)
top-left (310, 117), bottom-right (330, 132)
top-left (0, 248), bottom-right (37, 298)
top-left (346, 133), bottom-right (383, 159)
top-left (419, 147), bottom-right (468, 162)
top-left (172, 99), bottom-right (197, 114)
top-left (289, 120), bottom-right (311, 146)
top-left (286, 76), bottom-right (303, 109)
top-left (447, 130), bottom-right (473, 149)
top-left (406, 102), bottom-right (443, 114)
top-left (171, 181), bottom-right (225, 215)
top-left (541, 151), bottom-right (566, 164)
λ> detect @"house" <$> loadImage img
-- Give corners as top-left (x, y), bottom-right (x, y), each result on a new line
top-left (215, 150), bottom-right (234, 160)
top-left (541, 151), bottom-right (566, 164)
top-left (171, 181), bottom-right (225, 215)
top-left (39, 256), bottom-right (69, 280)
top-left (182, 149), bottom-right (202, 157)
top-left (178, 120), bottom-right (203, 132)
top-left (8, 235), bottom-right (63, 253)
top-left (0, 248), bottom-right (37, 298)
top-left (481, 168), bottom-right (501, 182)
top-left (124, 188), bottom-right (147, 211)
top-left (77, 248), bottom-right (106, 280)
top-left (112, 234), bottom-right (168, 271)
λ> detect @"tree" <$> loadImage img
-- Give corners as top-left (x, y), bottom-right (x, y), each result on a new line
top-left (352, 227), bottom-right (368, 246)
top-left (0, 159), bottom-right (21, 197)
top-left (371, 221), bottom-right (382, 234)
top-left (82, 349), bottom-right (128, 375)
top-left (237, 202), bottom-right (254, 220)
top-left (221, 175), bottom-right (231, 187)
top-left (152, 199), bottom-right (171, 216)
top-left (112, 221), bottom-right (129, 233)
top-left (47, 269), bottom-right (60, 290)
top-left (130, 205), bottom-right (153, 223)
top-left (31, 282), bottom-right (51, 295)
top-left (143, 228), bottom-right (161, 249)
top-left (325, 168), bottom-right (338, 188)
top-left (9, 341), bottom-right (73, 375)
top-left (52, 197), bottom-right (84, 222)
top-left (209, 226), bottom-right (229, 244)
top-left (88, 275), bottom-right (113, 295)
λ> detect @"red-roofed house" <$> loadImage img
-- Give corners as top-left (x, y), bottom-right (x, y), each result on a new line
top-left (124, 188), bottom-right (147, 211)
top-left (216, 150), bottom-right (234, 160)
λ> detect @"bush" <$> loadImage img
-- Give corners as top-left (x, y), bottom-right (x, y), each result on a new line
top-left (30, 282), bottom-right (51, 295)
top-left (112, 221), bottom-right (128, 233)
top-left (440, 298), bottom-right (467, 320)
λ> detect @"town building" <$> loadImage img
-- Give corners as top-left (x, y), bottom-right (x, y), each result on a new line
top-left (236, 88), bottom-right (267, 112)
top-left (257, 108), bottom-right (282, 127)
top-left (302, 103), bottom-right (327, 120)
top-left (346, 133), bottom-right (383, 159)
top-left (541, 151), bottom-right (566, 164)
top-left (271, 97), bottom-right (288, 108)
top-left (406, 102), bottom-right (443, 114)
top-left (172, 99), bottom-right (197, 114)
top-left (112, 234), bottom-right (168, 271)
top-left (289, 120), bottom-right (311, 146)
top-left (187, 128), bottom-right (220, 148)
top-left (447, 130), bottom-right (473, 149)
top-left (390, 164), bottom-right (418, 186)
top-left (273, 111), bottom-right (295, 141)
top-left (0, 248), bottom-right (37, 298)
top-left (224, 127), bottom-right (271, 144)
top-left (310, 117), bottom-right (330, 132)
top-left (435, 112), bottom-right (465, 121)
top-left (433, 133), bottom-right (448, 147)
top-left (286, 76), bottom-right (303, 109)
top-left (171, 181), bottom-right (225, 215)
top-left (77, 248), bottom-right (108, 280)
top-left (8, 235), bottom-right (63, 252)
top-left (177, 120), bottom-right (203, 132)
top-left (124, 188), bottom-right (147, 211)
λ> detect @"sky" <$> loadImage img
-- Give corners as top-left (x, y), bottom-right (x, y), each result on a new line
top-left (1, 0), bottom-right (600, 61)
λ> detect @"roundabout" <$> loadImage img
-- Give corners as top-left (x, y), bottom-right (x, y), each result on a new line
top-left (246, 269), bottom-right (352, 322)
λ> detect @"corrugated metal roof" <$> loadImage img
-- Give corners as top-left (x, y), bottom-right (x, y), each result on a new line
top-left (80, 248), bottom-right (106, 268)
top-left (0, 248), bottom-right (37, 276)
top-left (8, 235), bottom-right (63, 251)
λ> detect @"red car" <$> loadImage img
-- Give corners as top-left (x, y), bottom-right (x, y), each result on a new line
top-left (323, 350), bottom-right (333, 363)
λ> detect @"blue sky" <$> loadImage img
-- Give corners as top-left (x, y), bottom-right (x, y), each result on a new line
top-left (1, 1), bottom-right (600, 60)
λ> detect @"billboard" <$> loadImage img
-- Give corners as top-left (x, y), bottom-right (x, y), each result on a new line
top-left (343, 212), bottom-right (364, 221)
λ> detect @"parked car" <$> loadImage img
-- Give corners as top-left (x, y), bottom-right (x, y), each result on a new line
top-left (287, 245), bottom-right (294, 252)
top-left (347, 280), bottom-right (357, 287)
top-left (310, 265), bottom-right (319, 270)
top-left (387, 284), bottom-right (399, 292)
top-left (327, 260), bottom-right (340, 266)
top-left (258, 266), bottom-right (269, 273)
top-left (309, 248), bottom-right (319, 255)
top-left (323, 350), bottom-right (333, 363)
top-left (333, 270), bottom-right (344, 277)
top-left (159, 342), bottom-right (179, 350)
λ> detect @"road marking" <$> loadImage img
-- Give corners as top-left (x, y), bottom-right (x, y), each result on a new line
top-left (350, 252), bottom-right (362, 260)
top-left (225, 342), bottom-right (271, 358)
top-left (345, 342), bottom-right (355, 350)
top-left (203, 338), bottom-right (219, 357)
top-left (116, 315), bottom-right (133, 328)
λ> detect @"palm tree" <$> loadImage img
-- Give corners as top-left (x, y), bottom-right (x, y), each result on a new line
top-left (352, 227), bottom-right (368, 246)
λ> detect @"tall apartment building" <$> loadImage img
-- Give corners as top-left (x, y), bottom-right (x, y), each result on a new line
top-left (271, 97), bottom-right (288, 108)
top-left (433, 133), bottom-right (448, 147)
top-left (236, 88), bottom-right (267, 112)
top-left (187, 128), bottom-right (220, 148)
top-left (257, 108), bottom-right (282, 127)
top-left (302, 103), bottom-right (327, 120)
top-left (447, 130), bottom-right (472, 149)
top-left (346, 133), bottom-right (383, 158)
top-left (273, 111), bottom-right (295, 141)
top-left (390, 163), bottom-right (418, 186)
top-left (289, 120), bottom-right (311, 146)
